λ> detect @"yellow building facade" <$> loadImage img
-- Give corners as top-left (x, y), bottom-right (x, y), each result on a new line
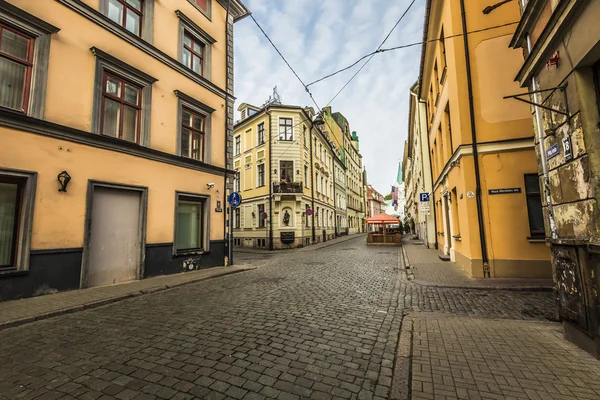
top-left (419, 0), bottom-right (551, 277)
top-left (233, 103), bottom-right (336, 249)
top-left (0, 0), bottom-right (248, 300)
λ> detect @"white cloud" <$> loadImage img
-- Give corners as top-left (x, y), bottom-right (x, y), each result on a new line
top-left (234, 0), bottom-right (425, 195)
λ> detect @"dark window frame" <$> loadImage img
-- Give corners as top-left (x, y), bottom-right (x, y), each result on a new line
top-left (235, 135), bottom-right (241, 156)
top-left (234, 207), bottom-right (240, 229)
top-left (0, 23), bottom-right (34, 113)
top-left (257, 122), bottom-right (265, 145)
top-left (180, 107), bottom-right (206, 161)
top-left (103, 0), bottom-right (143, 36)
top-left (279, 117), bottom-right (293, 141)
top-left (257, 204), bottom-right (265, 228)
top-left (174, 192), bottom-right (210, 255)
top-left (183, 31), bottom-right (205, 76)
top-left (257, 163), bottom-right (265, 187)
top-left (593, 60), bottom-right (600, 118)
top-left (100, 71), bottom-right (143, 143)
top-left (524, 174), bottom-right (545, 237)
top-left (0, 168), bottom-right (36, 274)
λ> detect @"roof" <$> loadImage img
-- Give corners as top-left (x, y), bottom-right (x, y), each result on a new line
top-left (366, 213), bottom-right (401, 225)
top-left (217, 0), bottom-right (251, 22)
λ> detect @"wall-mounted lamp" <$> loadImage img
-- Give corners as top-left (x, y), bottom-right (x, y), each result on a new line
top-left (482, 0), bottom-right (513, 14)
top-left (57, 171), bottom-right (71, 192)
top-left (252, 211), bottom-right (256, 217)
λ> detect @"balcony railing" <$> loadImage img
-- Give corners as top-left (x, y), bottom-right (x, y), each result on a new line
top-left (273, 182), bottom-right (303, 194)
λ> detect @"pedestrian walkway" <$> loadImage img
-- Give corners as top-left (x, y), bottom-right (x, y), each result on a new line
top-left (403, 238), bottom-right (553, 290)
top-left (400, 314), bottom-right (600, 400)
top-left (0, 265), bottom-right (254, 330)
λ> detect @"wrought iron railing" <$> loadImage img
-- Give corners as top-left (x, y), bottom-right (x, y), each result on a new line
top-left (272, 182), bottom-right (303, 194)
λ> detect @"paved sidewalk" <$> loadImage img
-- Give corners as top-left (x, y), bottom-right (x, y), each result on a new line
top-left (0, 265), bottom-right (254, 330)
top-left (403, 314), bottom-right (600, 400)
top-left (403, 239), bottom-right (553, 290)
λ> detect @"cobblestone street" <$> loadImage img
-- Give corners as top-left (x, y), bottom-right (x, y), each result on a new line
top-left (0, 236), bottom-right (594, 400)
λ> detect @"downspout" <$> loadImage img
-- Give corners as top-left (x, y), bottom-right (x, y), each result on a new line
top-left (267, 110), bottom-right (273, 250)
top-left (333, 161), bottom-right (338, 236)
top-left (310, 120), bottom-right (316, 243)
top-left (224, 0), bottom-right (231, 263)
top-left (520, 0), bottom-right (557, 239)
top-left (460, 0), bottom-right (490, 277)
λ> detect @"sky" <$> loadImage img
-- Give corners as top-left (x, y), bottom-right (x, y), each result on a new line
top-left (233, 0), bottom-right (426, 196)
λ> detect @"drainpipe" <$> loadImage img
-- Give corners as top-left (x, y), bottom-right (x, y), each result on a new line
top-left (520, 0), bottom-right (557, 239)
top-left (267, 110), bottom-right (273, 250)
top-left (224, 0), bottom-right (232, 263)
top-left (460, 0), bottom-right (490, 277)
top-left (309, 120), bottom-right (316, 243)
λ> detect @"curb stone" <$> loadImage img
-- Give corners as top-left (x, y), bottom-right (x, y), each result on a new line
top-left (389, 317), bottom-right (413, 400)
top-left (0, 268), bottom-right (255, 331)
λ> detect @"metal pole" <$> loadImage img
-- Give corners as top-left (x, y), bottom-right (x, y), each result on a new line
top-left (229, 206), bottom-right (234, 265)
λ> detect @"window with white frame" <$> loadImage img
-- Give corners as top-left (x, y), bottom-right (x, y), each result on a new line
top-left (257, 164), bottom-right (265, 187)
top-left (235, 135), bottom-right (241, 156)
top-left (257, 122), bottom-right (265, 145)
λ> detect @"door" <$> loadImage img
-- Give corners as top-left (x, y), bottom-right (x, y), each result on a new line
top-left (86, 186), bottom-right (142, 287)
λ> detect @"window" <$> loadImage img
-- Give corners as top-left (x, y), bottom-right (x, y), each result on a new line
top-left (234, 171), bottom-right (240, 192)
top-left (0, 24), bottom-right (33, 113)
top-left (188, 0), bottom-right (212, 19)
top-left (180, 108), bottom-right (205, 161)
top-left (0, 4), bottom-right (57, 117)
top-left (176, 10), bottom-right (215, 79)
top-left (316, 173), bottom-right (319, 193)
top-left (175, 194), bottom-right (208, 253)
top-left (235, 135), bottom-right (241, 156)
top-left (101, 73), bottom-right (142, 143)
top-left (176, 90), bottom-right (214, 163)
top-left (234, 207), bottom-right (240, 229)
top-left (258, 204), bottom-right (265, 228)
top-left (279, 118), bottom-right (293, 141)
top-left (258, 122), bottom-right (265, 145)
top-left (303, 126), bottom-right (307, 147)
top-left (104, 0), bottom-right (143, 36)
top-left (0, 174), bottom-right (35, 271)
top-left (183, 32), bottom-right (204, 76)
top-left (257, 164), bottom-right (265, 187)
top-left (92, 47), bottom-right (156, 146)
top-left (305, 205), bottom-right (310, 227)
top-left (280, 161), bottom-right (293, 183)
top-left (304, 166), bottom-right (309, 187)
top-left (524, 174), bottom-right (544, 237)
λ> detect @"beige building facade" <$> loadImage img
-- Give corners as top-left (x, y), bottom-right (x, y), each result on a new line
top-left (0, 0), bottom-right (248, 301)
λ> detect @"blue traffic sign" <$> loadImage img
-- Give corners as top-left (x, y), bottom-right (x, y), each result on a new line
top-left (228, 192), bottom-right (242, 207)
top-left (420, 193), bottom-right (430, 202)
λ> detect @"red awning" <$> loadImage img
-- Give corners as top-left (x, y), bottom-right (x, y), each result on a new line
top-left (365, 213), bottom-right (401, 225)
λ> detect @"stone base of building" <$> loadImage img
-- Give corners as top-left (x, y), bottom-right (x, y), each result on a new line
top-left (453, 251), bottom-right (552, 279)
top-left (563, 321), bottom-right (600, 359)
top-left (0, 241), bottom-right (226, 302)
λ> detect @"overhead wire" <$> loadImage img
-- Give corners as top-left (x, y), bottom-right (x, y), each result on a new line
top-left (308, 21), bottom-right (520, 89)
top-left (326, 0), bottom-right (417, 106)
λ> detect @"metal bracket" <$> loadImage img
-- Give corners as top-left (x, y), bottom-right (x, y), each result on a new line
top-left (504, 85), bottom-right (570, 117)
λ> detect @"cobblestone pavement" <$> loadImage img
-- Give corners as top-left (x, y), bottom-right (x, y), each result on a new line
top-left (409, 315), bottom-right (600, 400)
top-left (0, 237), bottom-right (562, 400)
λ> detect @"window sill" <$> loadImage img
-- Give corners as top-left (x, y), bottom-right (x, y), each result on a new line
top-left (527, 236), bottom-right (546, 243)
top-left (174, 249), bottom-right (208, 257)
top-left (0, 268), bottom-right (28, 278)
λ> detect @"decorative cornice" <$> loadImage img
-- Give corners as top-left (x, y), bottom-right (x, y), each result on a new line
top-left (175, 10), bottom-right (217, 44)
top-left (91, 47), bottom-right (158, 83)
top-left (0, 1), bottom-right (60, 34)
top-left (0, 108), bottom-right (234, 176)
top-left (514, 0), bottom-right (591, 86)
top-left (216, 0), bottom-right (251, 22)
top-left (56, 0), bottom-right (228, 99)
top-left (174, 90), bottom-right (216, 114)
top-left (433, 137), bottom-right (536, 191)
top-left (509, 0), bottom-right (545, 49)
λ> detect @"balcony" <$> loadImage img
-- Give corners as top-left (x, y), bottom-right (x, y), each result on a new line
top-left (273, 182), bottom-right (303, 194)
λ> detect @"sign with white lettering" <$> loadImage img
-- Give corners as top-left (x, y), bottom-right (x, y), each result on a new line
top-left (562, 136), bottom-right (573, 162)
top-left (419, 193), bottom-right (430, 202)
top-left (546, 143), bottom-right (560, 160)
top-left (488, 188), bottom-right (522, 195)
